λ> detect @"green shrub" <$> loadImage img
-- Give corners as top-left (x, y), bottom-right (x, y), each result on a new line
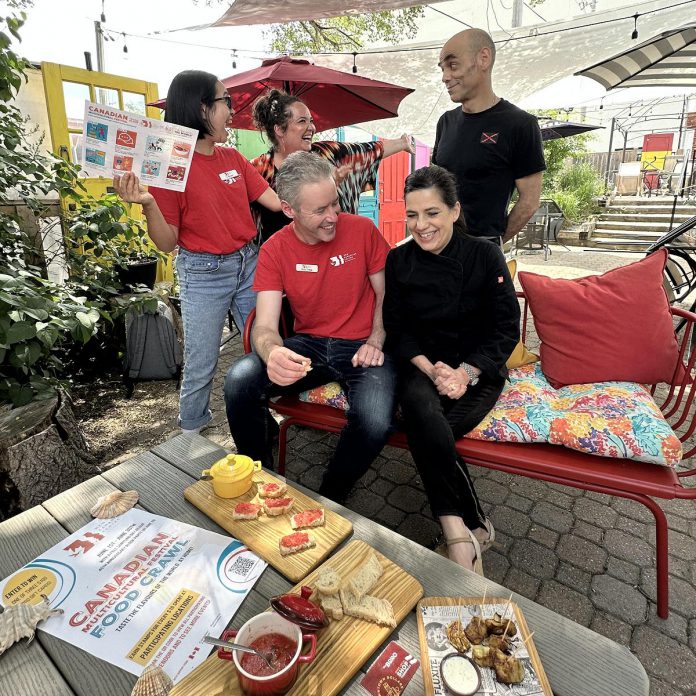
top-left (0, 12), bottom-right (161, 406)
top-left (551, 163), bottom-right (603, 222)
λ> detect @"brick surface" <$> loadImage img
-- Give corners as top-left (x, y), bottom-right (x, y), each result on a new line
top-left (506, 493), bottom-right (534, 513)
top-left (591, 575), bottom-right (648, 624)
top-left (590, 613), bottom-right (633, 645)
top-left (573, 497), bottom-right (619, 528)
top-left (632, 626), bottom-right (696, 690)
top-left (556, 562), bottom-right (592, 594)
top-left (616, 515), bottom-right (650, 541)
top-left (530, 500), bottom-right (574, 533)
top-left (669, 529), bottom-right (696, 562)
top-left (641, 569), bottom-right (696, 614)
top-left (606, 556), bottom-right (641, 585)
top-left (509, 539), bottom-right (558, 579)
top-left (572, 520), bottom-right (604, 545)
top-left (604, 529), bottom-right (653, 566)
top-left (556, 535), bottom-right (607, 573)
top-left (475, 477), bottom-right (511, 505)
top-left (489, 506), bottom-right (532, 537)
top-left (527, 524), bottom-right (559, 550)
top-left (203, 249), bottom-right (696, 695)
top-left (537, 580), bottom-right (595, 625)
top-left (503, 567), bottom-right (541, 598)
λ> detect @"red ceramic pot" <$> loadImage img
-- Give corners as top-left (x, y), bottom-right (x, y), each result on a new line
top-left (217, 613), bottom-right (317, 695)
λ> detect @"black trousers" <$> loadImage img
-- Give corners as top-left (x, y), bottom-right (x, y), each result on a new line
top-left (398, 366), bottom-right (505, 530)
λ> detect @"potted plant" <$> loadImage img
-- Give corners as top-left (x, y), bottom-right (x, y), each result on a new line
top-left (66, 195), bottom-right (166, 291)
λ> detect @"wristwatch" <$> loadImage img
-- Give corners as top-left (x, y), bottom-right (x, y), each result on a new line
top-left (459, 362), bottom-right (480, 386)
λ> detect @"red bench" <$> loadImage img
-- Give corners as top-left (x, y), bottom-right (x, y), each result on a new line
top-left (242, 294), bottom-right (696, 618)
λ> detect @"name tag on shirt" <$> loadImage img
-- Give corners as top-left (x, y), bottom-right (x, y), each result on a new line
top-left (219, 169), bottom-right (240, 184)
top-left (296, 263), bottom-right (318, 273)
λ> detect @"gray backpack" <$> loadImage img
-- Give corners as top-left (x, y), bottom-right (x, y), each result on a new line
top-left (123, 299), bottom-right (183, 397)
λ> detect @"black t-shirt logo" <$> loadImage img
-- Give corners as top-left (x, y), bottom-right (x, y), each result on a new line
top-left (480, 132), bottom-right (499, 144)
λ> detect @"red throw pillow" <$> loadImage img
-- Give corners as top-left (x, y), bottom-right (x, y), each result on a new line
top-left (518, 249), bottom-right (680, 387)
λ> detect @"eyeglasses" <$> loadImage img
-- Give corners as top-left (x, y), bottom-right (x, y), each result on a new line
top-left (212, 95), bottom-right (233, 109)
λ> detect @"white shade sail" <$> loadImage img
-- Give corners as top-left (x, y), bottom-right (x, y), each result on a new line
top-left (314, 0), bottom-right (696, 144)
top-left (210, 0), bottom-right (447, 27)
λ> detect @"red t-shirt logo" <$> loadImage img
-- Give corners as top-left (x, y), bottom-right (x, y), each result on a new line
top-left (481, 132), bottom-right (499, 144)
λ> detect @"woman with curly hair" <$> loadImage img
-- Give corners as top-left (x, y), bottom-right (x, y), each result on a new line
top-left (250, 89), bottom-right (414, 242)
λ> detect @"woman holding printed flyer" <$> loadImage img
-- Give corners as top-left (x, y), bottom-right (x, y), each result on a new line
top-left (115, 70), bottom-right (281, 434)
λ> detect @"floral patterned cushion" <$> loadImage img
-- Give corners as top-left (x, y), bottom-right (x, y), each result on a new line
top-left (299, 364), bottom-right (682, 466)
top-left (467, 364), bottom-right (682, 467)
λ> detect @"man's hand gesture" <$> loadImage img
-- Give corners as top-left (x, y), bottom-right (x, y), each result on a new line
top-left (267, 346), bottom-right (312, 386)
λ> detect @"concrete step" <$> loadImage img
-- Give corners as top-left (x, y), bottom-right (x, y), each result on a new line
top-left (589, 238), bottom-right (652, 250)
top-left (603, 205), bottom-right (696, 215)
top-left (592, 227), bottom-right (663, 244)
top-left (611, 195), bottom-right (693, 205)
top-left (594, 220), bottom-right (682, 232)
top-left (598, 213), bottom-right (694, 224)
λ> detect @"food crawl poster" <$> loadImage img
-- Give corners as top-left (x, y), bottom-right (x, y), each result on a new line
top-left (80, 100), bottom-right (197, 192)
top-left (0, 509), bottom-right (267, 682)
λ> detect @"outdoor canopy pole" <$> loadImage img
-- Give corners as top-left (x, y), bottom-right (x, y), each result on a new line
top-left (604, 117), bottom-right (615, 192)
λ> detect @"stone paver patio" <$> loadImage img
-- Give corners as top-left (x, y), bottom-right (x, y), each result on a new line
top-left (195, 247), bottom-right (696, 696)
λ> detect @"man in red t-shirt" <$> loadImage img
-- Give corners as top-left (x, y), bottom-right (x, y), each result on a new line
top-left (224, 152), bottom-right (396, 502)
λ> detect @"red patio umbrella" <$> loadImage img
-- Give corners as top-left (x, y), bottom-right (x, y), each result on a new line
top-left (149, 56), bottom-right (414, 132)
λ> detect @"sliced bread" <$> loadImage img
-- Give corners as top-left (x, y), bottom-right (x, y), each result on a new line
top-left (263, 497), bottom-right (294, 516)
top-left (314, 566), bottom-right (341, 596)
top-left (290, 508), bottom-right (325, 530)
top-left (258, 481), bottom-right (287, 499)
top-left (317, 591), bottom-right (343, 621)
top-left (231, 501), bottom-right (262, 520)
top-left (342, 551), bottom-right (383, 599)
top-left (339, 588), bottom-right (396, 628)
top-left (279, 531), bottom-right (316, 556)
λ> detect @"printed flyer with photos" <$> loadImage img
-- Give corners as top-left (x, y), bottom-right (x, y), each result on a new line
top-left (80, 100), bottom-right (198, 191)
top-left (0, 509), bottom-right (266, 683)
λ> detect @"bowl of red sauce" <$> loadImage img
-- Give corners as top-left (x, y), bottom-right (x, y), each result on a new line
top-left (217, 612), bottom-right (317, 695)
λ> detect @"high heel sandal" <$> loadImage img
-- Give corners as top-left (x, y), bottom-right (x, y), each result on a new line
top-left (446, 528), bottom-right (484, 576)
top-left (479, 518), bottom-right (496, 554)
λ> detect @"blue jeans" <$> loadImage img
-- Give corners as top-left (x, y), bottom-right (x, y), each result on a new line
top-left (176, 243), bottom-right (257, 430)
top-left (224, 334), bottom-right (396, 500)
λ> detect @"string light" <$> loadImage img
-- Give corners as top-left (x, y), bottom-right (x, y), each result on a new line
top-left (122, 32), bottom-right (128, 53)
top-left (352, 52), bottom-right (357, 74)
top-left (232, 50), bottom-right (237, 69)
top-left (631, 13), bottom-right (639, 40)
top-left (101, 0), bottom-right (106, 23)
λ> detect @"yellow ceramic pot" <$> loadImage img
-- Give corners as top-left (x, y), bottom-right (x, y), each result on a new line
top-left (202, 454), bottom-right (261, 498)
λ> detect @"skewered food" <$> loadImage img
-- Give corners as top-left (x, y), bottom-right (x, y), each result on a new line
top-left (485, 633), bottom-right (510, 652)
top-left (485, 611), bottom-right (517, 637)
top-left (493, 650), bottom-right (525, 685)
top-left (471, 645), bottom-right (494, 669)
top-left (446, 619), bottom-right (471, 652)
top-left (464, 615), bottom-right (488, 644)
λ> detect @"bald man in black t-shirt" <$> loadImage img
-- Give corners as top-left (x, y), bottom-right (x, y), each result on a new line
top-left (433, 29), bottom-right (546, 244)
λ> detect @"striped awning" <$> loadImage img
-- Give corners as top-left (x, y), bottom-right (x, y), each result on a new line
top-left (576, 24), bottom-right (696, 89)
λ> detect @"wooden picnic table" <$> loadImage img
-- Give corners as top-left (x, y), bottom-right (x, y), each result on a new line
top-left (0, 434), bottom-right (649, 696)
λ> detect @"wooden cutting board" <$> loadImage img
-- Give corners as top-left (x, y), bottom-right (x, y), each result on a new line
top-left (184, 471), bottom-right (352, 582)
top-left (416, 596), bottom-right (552, 696)
top-left (171, 540), bottom-right (424, 696)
